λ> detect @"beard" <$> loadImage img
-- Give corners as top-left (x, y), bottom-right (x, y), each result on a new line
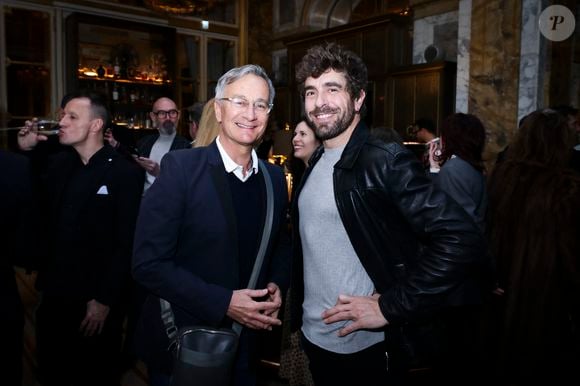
top-left (160, 120), bottom-right (176, 135)
top-left (306, 103), bottom-right (356, 141)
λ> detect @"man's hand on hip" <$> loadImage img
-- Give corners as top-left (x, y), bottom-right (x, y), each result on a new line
top-left (322, 293), bottom-right (388, 337)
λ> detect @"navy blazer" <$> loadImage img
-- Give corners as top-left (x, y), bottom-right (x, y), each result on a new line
top-left (132, 141), bottom-right (290, 368)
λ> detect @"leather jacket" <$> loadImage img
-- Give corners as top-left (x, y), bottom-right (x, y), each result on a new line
top-left (291, 121), bottom-right (488, 331)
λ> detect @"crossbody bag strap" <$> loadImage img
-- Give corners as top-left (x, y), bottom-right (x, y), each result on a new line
top-left (161, 159), bottom-right (275, 339)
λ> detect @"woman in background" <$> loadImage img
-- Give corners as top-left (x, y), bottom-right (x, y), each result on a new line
top-left (292, 120), bottom-right (321, 165)
top-left (482, 109), bottom-right (580, 384)
top-left (193, 98), bottom-right (220, 148)
top-left (428, 113), bottom-right (487, 231)
top-left (279, 120), bottom-right (320, 386)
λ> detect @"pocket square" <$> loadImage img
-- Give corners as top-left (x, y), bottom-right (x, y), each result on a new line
top-left (97, 185), bottom-right (109, 195)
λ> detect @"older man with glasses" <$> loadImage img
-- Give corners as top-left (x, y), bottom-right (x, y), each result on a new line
top-left (132, 64), bottom-right (290, 386)
top-left (134, 97), bottom-right (191, 193)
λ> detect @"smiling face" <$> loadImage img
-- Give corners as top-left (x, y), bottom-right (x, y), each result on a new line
top-left (303, 69), bottom-right (365, 148)
top-left (293, 121), bottom-right (320, 164)
top-left (58, 97), bottom-right (101, 147)
top-left (214, 73), bottom-right (270, 150)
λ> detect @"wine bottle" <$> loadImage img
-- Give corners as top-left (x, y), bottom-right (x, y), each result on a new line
top-left (113, 57), bottom-right (121, 79)
top-left (112, 84), bottom-right (119, 102)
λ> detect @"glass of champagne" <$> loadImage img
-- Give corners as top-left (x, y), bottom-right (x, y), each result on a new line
top-left (35, 118), bottom-right (60, 135)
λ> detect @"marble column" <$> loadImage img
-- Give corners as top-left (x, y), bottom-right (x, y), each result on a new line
top-left (517, 0), bottom-right (547, 123)
top-left (469, 0), bottom-right (521, 162)
top-left (455, 0), bottom-right (471, 113)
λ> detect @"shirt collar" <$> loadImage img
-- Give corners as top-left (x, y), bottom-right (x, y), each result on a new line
top-left (215, 136), bottom-right (259, 180)
top-left (82, 145), bottom-right (111, 167)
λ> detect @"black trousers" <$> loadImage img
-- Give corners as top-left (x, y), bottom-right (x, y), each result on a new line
top-left (301, 335), bottom-right (396, 386)
top-left (0, 305), bottom-right (24, 386)
top-left (35, 296), bottom-right (124, 386)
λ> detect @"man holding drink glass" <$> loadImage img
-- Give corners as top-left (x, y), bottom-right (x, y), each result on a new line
top-left (18, 91), bottom-right (143, 386)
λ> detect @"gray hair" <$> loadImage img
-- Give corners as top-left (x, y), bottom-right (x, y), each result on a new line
top-left (215, 64), bottom-right (275, 105)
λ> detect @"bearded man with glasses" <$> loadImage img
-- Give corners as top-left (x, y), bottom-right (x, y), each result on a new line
top-left (135, 97), bottom-right (191, 194)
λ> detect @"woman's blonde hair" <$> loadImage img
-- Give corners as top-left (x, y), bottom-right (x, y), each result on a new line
top-left (193, 98), bottom-right (221, 147)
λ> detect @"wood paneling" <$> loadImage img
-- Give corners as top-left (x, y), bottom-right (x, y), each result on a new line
top-left (281, 14), bottom-right (413, 127)
top-left (386, 61), bottom-right (456, 139)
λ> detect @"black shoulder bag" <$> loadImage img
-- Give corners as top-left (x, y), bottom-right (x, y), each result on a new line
top-left (161, 160), bottom-right (275, 386)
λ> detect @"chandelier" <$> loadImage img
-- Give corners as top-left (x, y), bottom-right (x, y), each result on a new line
top-left (144, 0), bottom-right (217, 15)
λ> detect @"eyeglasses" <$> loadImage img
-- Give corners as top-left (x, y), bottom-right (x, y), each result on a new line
top-left (219, 97), bottom-right (273, 114)
top-left (152, 109), bottom-right (179, 119)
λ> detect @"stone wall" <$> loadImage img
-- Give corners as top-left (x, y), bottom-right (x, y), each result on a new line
top-left (248, 0), bottom-right (274, 73)
top-left (469, 0), bottom-right (522, 166)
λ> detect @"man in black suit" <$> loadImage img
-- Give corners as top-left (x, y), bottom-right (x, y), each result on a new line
top-left (18, 91), bottom-right (144, 386)
top-left (0, 150), bottom-right (34, 386)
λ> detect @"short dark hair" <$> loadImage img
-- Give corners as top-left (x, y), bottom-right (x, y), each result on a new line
top-left (66, 90), bottom-right (109, 129)
top-left (414, 117), bottom-right (436, 135)
top-left (60, 93), bottom-right (74, 109)
top-left (295, 42), bottom-right (368, 104)
top-left (370, 126), bottom-right (403, 145)
top-left (187, 102), bottom-right (205, 124)
top-left (439, 113), bottom-right (486, 172)
top-left (551, 104), bottom-right (578, 117)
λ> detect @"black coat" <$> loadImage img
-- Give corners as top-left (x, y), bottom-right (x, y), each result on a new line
top-left (0, 150), bottom-right (34, 318)
top-left (34, 145), bottom-right (144, 306)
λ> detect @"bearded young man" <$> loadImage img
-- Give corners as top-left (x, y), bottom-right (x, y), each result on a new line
top-left (290, 43), bottom-right (490, 385)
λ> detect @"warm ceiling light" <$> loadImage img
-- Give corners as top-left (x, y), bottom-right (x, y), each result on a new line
top-left (399, 7), bottom-right (411, 16)
top-left (144, 0), bottom-right (216, 15)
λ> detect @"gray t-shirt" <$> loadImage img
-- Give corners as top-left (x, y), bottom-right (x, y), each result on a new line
top-left (298, 146), bottom-right (384, 353)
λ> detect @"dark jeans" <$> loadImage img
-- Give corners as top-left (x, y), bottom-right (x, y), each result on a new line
top-left (301, 335), bottom-right (395, 386)
top-left (35, 296), bottom-right (124, 386)
top-left (1, 308), bottom-right (24, 386)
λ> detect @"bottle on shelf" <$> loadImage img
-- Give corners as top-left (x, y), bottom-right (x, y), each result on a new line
top-left (113, 57), bottom-right (121, 79)
top-left (112, 83), bottom-right (119, 102)
top-left (97, 64), bottom-right (105, 78)
top-left (129, 88), bottom-right (137, 103)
